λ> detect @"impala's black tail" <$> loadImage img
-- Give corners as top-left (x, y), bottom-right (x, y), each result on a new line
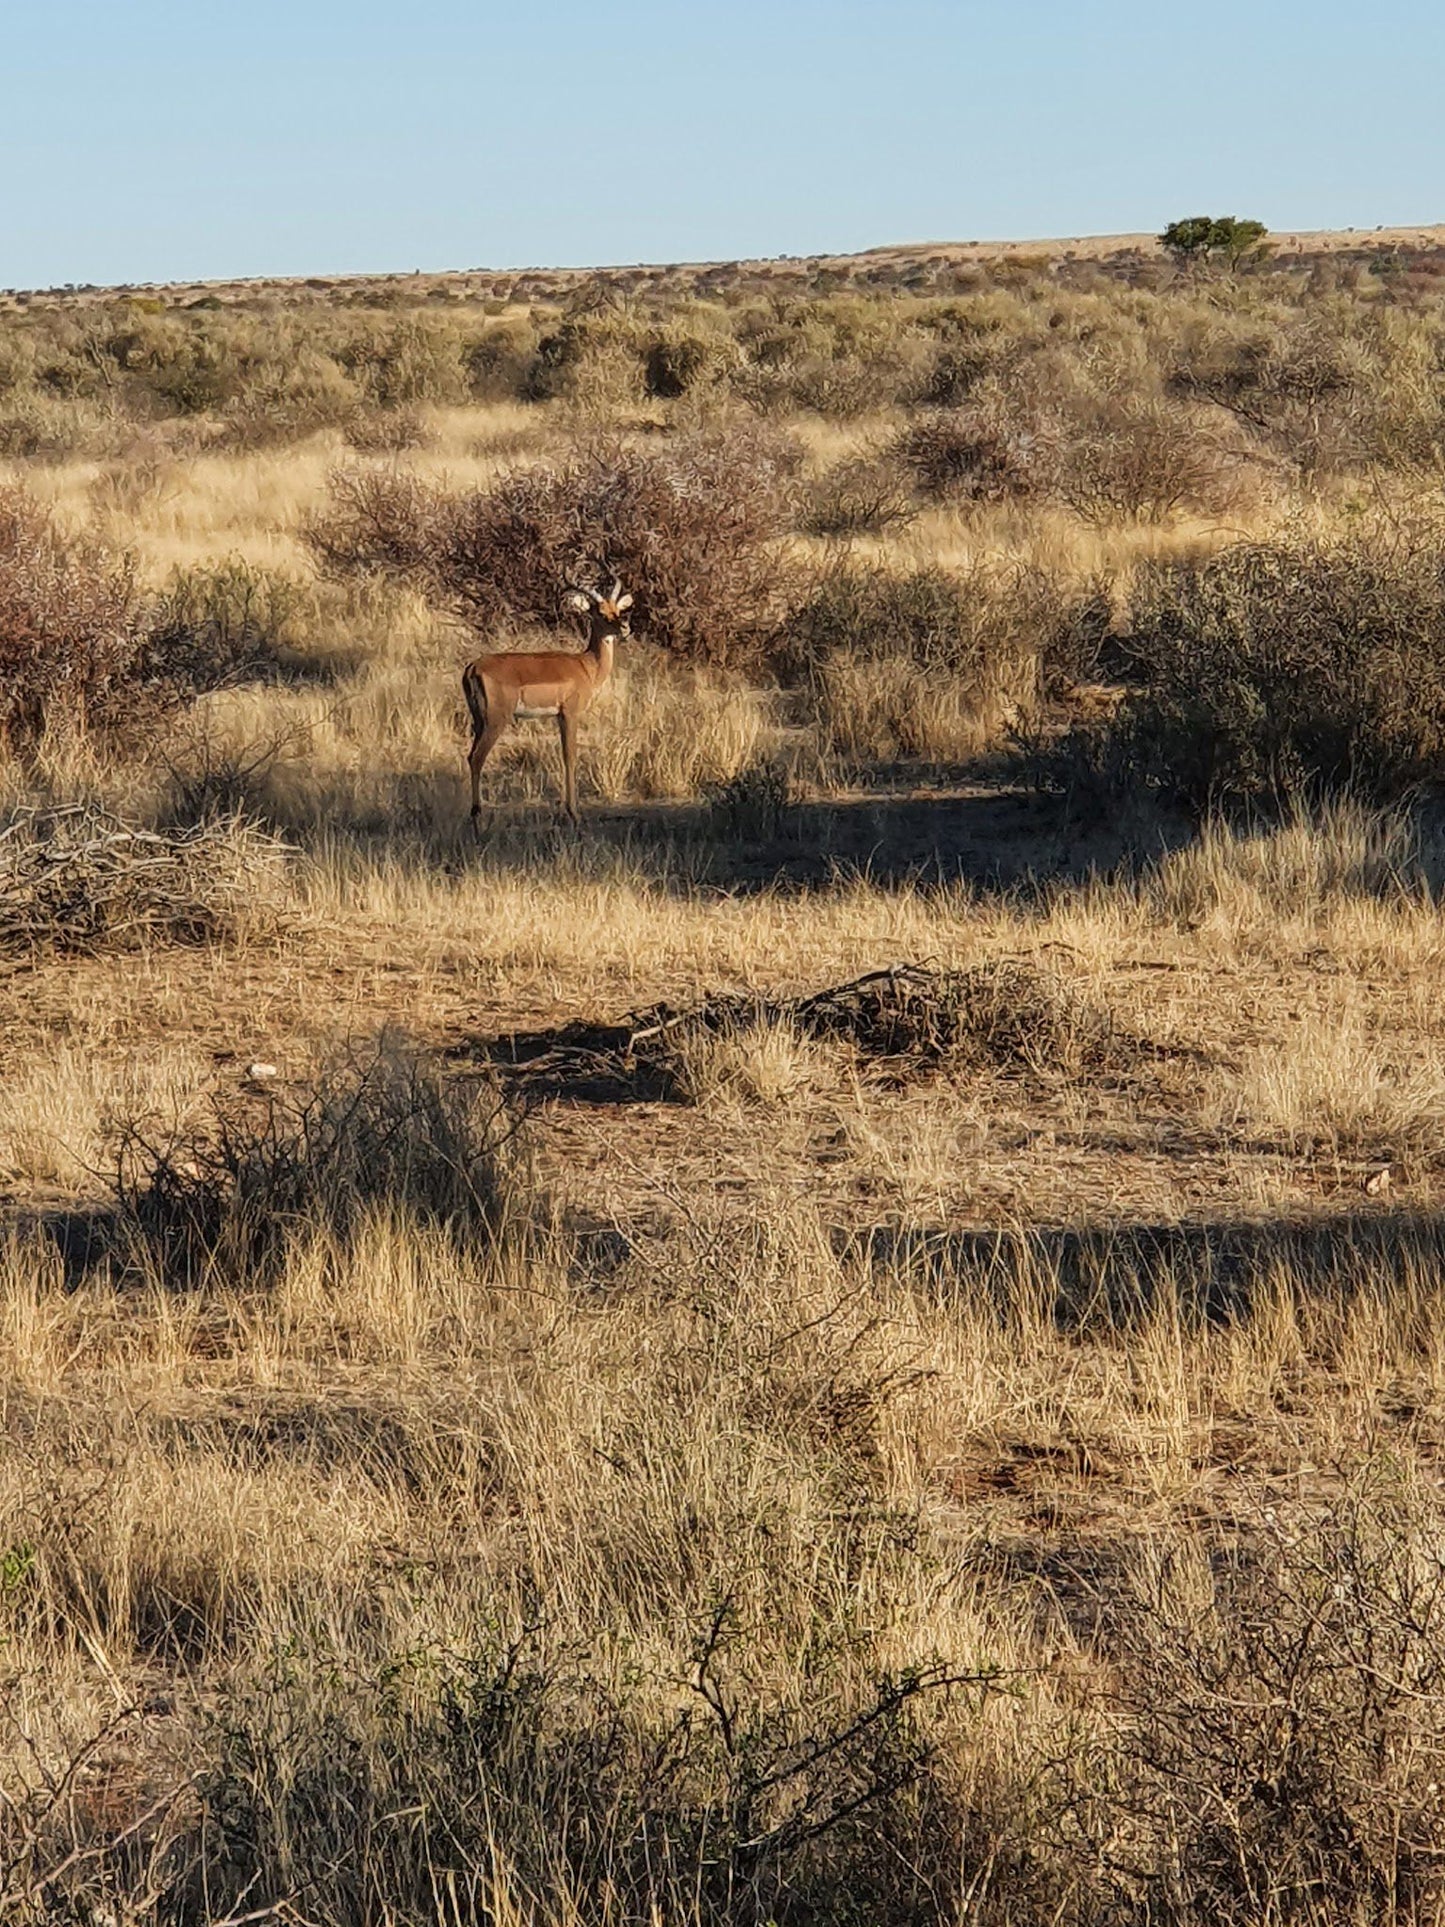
top-left (462, 665), bottom-right (486, 739)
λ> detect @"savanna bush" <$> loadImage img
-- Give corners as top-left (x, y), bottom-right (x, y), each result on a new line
top-left (148, 557), bottom-right (320, 689)
top-left (895, 390), bottom-right (1259, 522)
top-left (114, 1039), bottom-right (511, 1287)
top-left (342, 404), bottom-right (431, 453)
top-left (3, 273), bottom-right (1445, 483)
top-left (0, 486), bottom-right (151, 746)
top-left (641, 314), bottom-right (742, 399)
top-left (1056, 398), bottom-right (1261, 523)
top-left (308, 428), bottom-right (803, 666)
top-left (780, 559), bottom-right (1102, 689)
top-left (464, 316), bottom-right (541, 400)
top-left (1168, 305), bottom-right (1445, 476)
top-left (1102, 1487), bottom-right (1445, 1925)
top-left (909, 317), bottom-right (1023, 409)
top-left (732, 296), bottom-right (933, 417)
top-left (892, 403), bottom-right (1060, 503)
top-left (522, 310), bottom-right (650, 411)
top-left (220, 344), bottom-right (361, 445)
top-left (1047, 521), bottom-right (1445, 808)
top-left (339, 315), bottom-right (472, 408)
top-left (802, 454), bottom-right (918, 537)
top-left (0, 490), bottom-right (334, 753)
top-left (779, 560), bottom-right (1106, 762)
top-left (188, 1590), bottom-right (974, 1927)
top-left (0, 392), bottom-right (115, 461)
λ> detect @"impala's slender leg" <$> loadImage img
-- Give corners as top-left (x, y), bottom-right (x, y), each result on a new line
top-left (558, 707), bottom-right (580, 826)
top-left (468, 712), bottom-right (509, 826)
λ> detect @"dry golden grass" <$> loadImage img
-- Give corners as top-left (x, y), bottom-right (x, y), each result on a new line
top-left (0, 1042), bottom-right (210, 1192)
top-left (674, 1013), bottom-right (822, 1109)
top-left (8, 375), bottom-right (1445, 1922)
top-left (807, 649), bottom-right (1002, 762)
top-left (18, 405), bottom-right (564, 577)
top-left (5, 1182), bottom-right (1445, 1920)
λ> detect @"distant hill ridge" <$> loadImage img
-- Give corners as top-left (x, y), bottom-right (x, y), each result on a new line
top-left (15, 222), bottom-right (1445, 307)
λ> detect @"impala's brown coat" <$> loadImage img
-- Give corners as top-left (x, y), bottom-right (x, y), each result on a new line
top-left (462, 586), bottom-right (632, 826)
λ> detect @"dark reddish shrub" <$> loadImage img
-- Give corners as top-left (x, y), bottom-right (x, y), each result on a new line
top-left (304, 466), bottom-right (440, 582)
top-left (891, 405), bottom-right (1060, 503)
top-left (306, 429), bottom-right (802, 667)
top-left (0, 486), bottom-right (151, 746)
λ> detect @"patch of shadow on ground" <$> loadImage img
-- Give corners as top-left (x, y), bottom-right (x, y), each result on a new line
top-left (149, 1392), bottom-right (467, 1493)
top-left (401, 781), bottom-right (1200, 900)
top-left (843, 1209), bottom-right (1445, 1327)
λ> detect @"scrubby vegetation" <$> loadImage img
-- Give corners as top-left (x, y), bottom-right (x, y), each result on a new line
top-left (1049, 519), bottom-right (1445, 807)
top-left (8, 229), bottom-right (1445, 1924)
top-left (306, 426), bottom-right (801, 667)
top-left (0, 486), bottom-right (150, 746)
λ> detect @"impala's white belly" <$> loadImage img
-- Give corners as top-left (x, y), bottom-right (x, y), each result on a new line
top-left (513, 703), bottom-right (561, 720)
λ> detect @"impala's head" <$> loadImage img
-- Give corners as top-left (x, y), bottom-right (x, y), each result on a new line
top-left (565, 577), bottom-right (633, 640)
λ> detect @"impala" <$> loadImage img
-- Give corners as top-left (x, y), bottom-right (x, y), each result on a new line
top-left (462, 580), bottom-right (633, 827)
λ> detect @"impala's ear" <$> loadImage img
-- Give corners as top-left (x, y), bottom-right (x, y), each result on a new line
top-left (563, 591), bottom-right (591, 614)
top-left (615, 593), bottom-right (634, 613)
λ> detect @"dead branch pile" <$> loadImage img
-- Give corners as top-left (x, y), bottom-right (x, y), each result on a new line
top-left (790, 961), bottom-right (1122, 1072)
top-left (0, 803), bottom-right (289, 956)
top-left (473, 962), bottom-right (1134, 1103)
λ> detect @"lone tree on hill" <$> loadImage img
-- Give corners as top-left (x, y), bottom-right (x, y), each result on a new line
top-left (1161, 215), bottom-right (1270, 268)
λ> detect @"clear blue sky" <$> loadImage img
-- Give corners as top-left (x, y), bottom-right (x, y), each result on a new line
top-left (4, 0), bottom-right (1442, 287)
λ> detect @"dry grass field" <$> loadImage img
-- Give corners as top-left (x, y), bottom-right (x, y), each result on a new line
top-left (6, 235), bottom-right (1445, 1923)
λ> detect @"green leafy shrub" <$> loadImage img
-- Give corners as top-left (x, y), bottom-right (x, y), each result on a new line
top-left (1162, 215), bottom-right (1271, 267)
